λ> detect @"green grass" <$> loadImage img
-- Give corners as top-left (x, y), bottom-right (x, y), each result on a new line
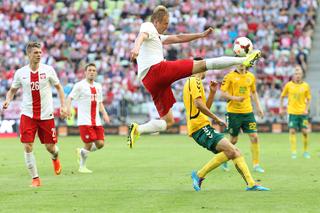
top-left (1, 133), bottom-right (320, 213)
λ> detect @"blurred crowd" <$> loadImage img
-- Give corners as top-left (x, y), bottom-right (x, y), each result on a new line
top-left (0, 0), bottom-right (318, 124)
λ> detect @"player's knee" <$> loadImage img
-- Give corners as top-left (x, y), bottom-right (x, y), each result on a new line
top-left (289, 129), bottom-right (296, 134)
top-left (96, 142), bottom-right (104, 149)
top-left (224, 148), bottom-right (238, 159)
top-left (251, 136), bottom-right (258, 143)
top-left (24, 144), bottom-right (33, 152)
top-left (230, 137), bottom-right (238, 144)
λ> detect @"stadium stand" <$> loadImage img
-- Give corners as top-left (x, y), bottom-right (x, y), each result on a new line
top-left (0, 0), bottom-right (318, 124)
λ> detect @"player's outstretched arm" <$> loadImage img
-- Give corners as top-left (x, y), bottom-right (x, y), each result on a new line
top-left (194, 97), bottom-right (226, 127)
top-left (54, 84), bottom-right (67, 119)
top-left (99, 102), bottom-right (110, 124)
top-left (130, 32), bottom-right (148, 62)
top-left (162, 27), bottom-right (214, 45)
top-left (2, 87), bottom-right (18, 110)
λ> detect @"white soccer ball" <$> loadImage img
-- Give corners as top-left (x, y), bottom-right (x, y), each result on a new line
top-left (233, 37), bottom-right (253, 57)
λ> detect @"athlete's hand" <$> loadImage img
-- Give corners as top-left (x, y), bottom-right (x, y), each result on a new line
top-left (130, 47), bottom-right (140, 62)
top-left (257, 108), bottom-right (264, 119)
top-left (103, 114), bottom-right (110, 124)
top-left (303, 108), bottom-right (309, 115)
top-left (209, 81), bottom-right (219, 93)
top-left (201, 27), bottom-right (214, 38)
top-left (60, 106), bottom-right (67, 119)
top-left (216, 118), bottom-right (226, 127)
top-left (233, 96), bottom-right (245, 102)
top-left (2, 100), bottom-right (9, 110)
top-left (279, 107), bottom-right (286, 116)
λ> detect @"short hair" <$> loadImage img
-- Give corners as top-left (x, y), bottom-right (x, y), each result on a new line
top-left (26, 42), bottom-right (41, 53)
top-left (85, 63), bottom-right (96, 71)
top-left (151, 5), bottom-right (169, 22)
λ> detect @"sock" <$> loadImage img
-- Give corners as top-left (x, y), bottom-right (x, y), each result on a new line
top-left (289, 133), bottom-right (297, 154)
top-left (24, 152), bottom-right (39, 178)
top-left (51, 145), bottom-right (59, 160)
top-left (205, 57), bottom-right (245, 70)
top-left (251, 142), bottom-right (260, 166)
top-left (80, 148), bottom-right (90, 168)
top-left (90, 143), bottom-right (97, 152)
top-left (303, 134), bottom-right (308, 152)
top-left (197, 152), bottom-right (229, 178)
top-left (137, 119), bottom-right (167, 134)
top-left (233, 156), bottom-right (255, 188)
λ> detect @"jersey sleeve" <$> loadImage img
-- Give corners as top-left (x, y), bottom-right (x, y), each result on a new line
top-left (189, 77), bottom-right (203, 99)
top-left (11, 70), bottom-right (21, 89)
top-left (281, 83), bottom-right (289, 97)
top-left (49, 67), bottom-right (60, 86)
top-left (140, 22), bottom-right (154, 38)
top-left (68, 83), bottom-right (81, 100)
top-left (159, 34), bottom-right (169, 42)
top-left (220, 74), bottom-right (230, 92)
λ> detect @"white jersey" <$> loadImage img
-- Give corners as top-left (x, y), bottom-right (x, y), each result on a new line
top-left (12, 63), bottom-right (60, 120)
top-left (137, 22), bottom-right (168, 80)
top-left (69, 79), bottom-right (103, 126)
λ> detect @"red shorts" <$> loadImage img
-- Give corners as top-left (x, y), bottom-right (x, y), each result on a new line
top-left (79, 125), bottom-right (105, 143)
top-left (142, 59), bottom-right (193, 117)
top-left (20, 114), bottom-right (57, 144)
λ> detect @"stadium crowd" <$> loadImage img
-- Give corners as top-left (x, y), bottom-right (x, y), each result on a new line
top-left (0, 0), bottom-right (318, 124)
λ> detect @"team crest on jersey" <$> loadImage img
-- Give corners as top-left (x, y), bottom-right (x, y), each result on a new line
top-left (40, 73), bottom-right (46, 79)
top-left (85, 135), bottom-right (90, 139)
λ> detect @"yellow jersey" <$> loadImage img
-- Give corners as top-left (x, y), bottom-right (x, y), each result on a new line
top-left (220, 70), bottom-right (256, 113)
top-left (183, 77), bottom-right (211, 136)
top-left (281, 81), bottom-right (311, 115)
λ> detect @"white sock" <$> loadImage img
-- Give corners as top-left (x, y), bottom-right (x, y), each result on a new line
top-left (51, 145), bottom-right (59, 160)
top-left (90, 143), bottom-right (97, 152)
top-left (137, 119), bottom-right (167, 134)
top-left (80, 148), bottom-right (90, 168)
top-left (205, 57), bottom-right (245, 70)
top-left (24, 152), bottom-right (39, 178)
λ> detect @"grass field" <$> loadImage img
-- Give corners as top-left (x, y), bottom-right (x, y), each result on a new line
top-left (1, 133), bottom-right (320, 213)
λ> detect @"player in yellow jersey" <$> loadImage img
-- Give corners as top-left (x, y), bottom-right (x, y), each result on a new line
top-left (220, 64), bottom-right (265, 173)
top-left (183, 66), bottom-right (269, 191)
top-left (280, 65), bottom-right (311, 159)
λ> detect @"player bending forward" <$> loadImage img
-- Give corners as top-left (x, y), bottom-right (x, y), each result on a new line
top-left (67, 63), bottom-right (110, 173)
top-left (183, 70), bottom-right (269, 191)
top-left (128, 5), bottom-right (261, 148)
top-left (3, 42), bottom-right (66, 187)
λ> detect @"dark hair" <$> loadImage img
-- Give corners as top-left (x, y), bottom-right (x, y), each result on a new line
top-left (151, 5), bottom-right (169, 22)
top-left (193, 57), bottom-right (203, 61)
top-left (85, 63), bottom-right (96, 71)
top-left (26, 42), bottom-right (41, 53)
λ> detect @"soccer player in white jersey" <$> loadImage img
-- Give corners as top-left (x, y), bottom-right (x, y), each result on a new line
top-left (128, 5), bottom-right (262, 148)
top-left (66, 63), bottom-right (110, 173)
top-left (2, 42), bottom-right (67, 187)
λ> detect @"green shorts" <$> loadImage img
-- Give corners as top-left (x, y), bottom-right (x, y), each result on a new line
top-left (226, 112), bottom-right (257, 137)
top-left (192, 125), bottom-right (224, 154)
top-left (288, 114), bottom-right (308, 130)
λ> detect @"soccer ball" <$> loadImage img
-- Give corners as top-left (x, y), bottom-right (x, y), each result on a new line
top-left (233, 37), bottom-right (253, 57)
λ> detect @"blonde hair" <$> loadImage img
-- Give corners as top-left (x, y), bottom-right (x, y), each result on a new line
top-left (26, 41), bottom-right (41, 53)
top-left (151, 5), bottom-right (169, 22)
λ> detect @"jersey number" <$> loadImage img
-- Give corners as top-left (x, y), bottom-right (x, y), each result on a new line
top-left (249, 122), bottom-right (257, 130)
top-left (31, 82), bottom-right (40, 91)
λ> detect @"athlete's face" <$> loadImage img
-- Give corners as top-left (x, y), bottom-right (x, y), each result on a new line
top-left (85, 66), bottom-right (97, 81)
top-left (154, 15), bottom-right (169, 34)
top-left (237, 64), bottom-right (247, 72)
top-left (28, 47), bottom-right (42, 64)
top-left (293, 66), bottom-right (303, 82)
